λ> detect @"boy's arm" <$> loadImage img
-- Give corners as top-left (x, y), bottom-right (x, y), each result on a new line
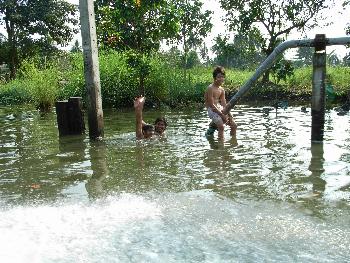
top-left (134, 96), bottom-right (145, 139)
top-left (220, 88), bottom-right (234, 119)
top-left (220, 88), bottom-right (227, 108)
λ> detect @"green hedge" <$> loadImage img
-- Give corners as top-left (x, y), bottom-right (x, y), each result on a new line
top-left (1, 51), bottom-right (349, 109)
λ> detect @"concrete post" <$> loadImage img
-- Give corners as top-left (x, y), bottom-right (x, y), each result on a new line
top-left (311, 34), bottom-right (326, 142)
top-left (79, 0), bottom-right (104, 139)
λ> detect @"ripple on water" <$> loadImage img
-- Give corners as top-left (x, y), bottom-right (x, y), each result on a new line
top-left (0, 105), bottom-right (349, 262)
top-left (1, 192), bottom-right (348, 262)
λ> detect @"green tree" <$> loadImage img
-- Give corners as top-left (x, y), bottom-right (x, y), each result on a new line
top-left (183, 50), bottom-right (201, 69)
top-left (271, 58), bottom-right (294, 84)
top-left (0, 0), bottom-right (78, 79)
top-left (199, 43), bottom-right (210, 65)
top-left (343, 53), bottom-right (350, 66)
top-left (220, 0), bottom-right (332, 81)
top-left (95, 0), bottom-right (178, 53)
top-left (160, 47), bottom-right (182, 68)
top-left (294, 46), bottom-right (313, 67)
top-left (70, 40), bottom-right (81, 53)
top-left (327, 51), bottom-right (341, 66)
top-left (94, 0), bottom-right (179, 95)
top-left (212, 30), bottom-right (264, 69)
top-left (0, 33), bottom-right (9, 64)
top-left (172, 0), bottom-right (212, 72)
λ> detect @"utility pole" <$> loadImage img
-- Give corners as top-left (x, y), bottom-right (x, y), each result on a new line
top-left (79, 0), bottom-right (104, 139)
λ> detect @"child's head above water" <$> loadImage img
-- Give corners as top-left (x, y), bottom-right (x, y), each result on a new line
top-left (142, 124), bottom-right (154, 138)
top-left (154, 117), bottom-right (167, 134)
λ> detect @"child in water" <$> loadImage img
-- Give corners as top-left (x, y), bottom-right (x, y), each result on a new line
top-left (134, 96), bottom-right (168, 139)
top-left (204, 66), bottom-right (237, 140)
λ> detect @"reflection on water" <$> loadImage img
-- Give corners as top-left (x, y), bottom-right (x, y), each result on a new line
top-left (309, 142), bottom-right (326, 195)
top-left (0, 105), bottom-right (350, 262)
top-left (85, 141), bottom-right (109, 199)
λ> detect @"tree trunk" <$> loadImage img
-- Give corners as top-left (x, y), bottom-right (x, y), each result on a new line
top-left (8, 44), bottom-right (17, 79)
top-left (262, 45), bottom-right (274, 83)
top-left (183, 40), bottom-right (188, 81)
top-left (5, 11), bottom-right (18, 79)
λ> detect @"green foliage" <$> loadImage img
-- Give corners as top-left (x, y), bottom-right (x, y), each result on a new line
top-left (160, 47), bottom-right (183, 68)
top-left (70, 40), bottom-right (82, 53)
top-left (94, 0), bottom-right (179, 94)
top-left (56, 53), bottom-right (85, 100)
top-left (220, 0), bottom-right (331, 56)
top-left (0, 79), bottom-right (31, 105)
top-left (326, 66), bottom-right (350, 96)
top-left (18, 60), bottom-right (60, 111)
top-left (294, 46), bottom-right (314, 67)
top-left (327, 51), bottom-right (341, 66)
top-left (98, 50), bottom-right (137, 107)
top-left (212, 31), bottom-right (265, 70)
top-left (271, 58), bottom-right (294, 84)
top-left (0, 0), bottom-right (78, 78)
top-left (284, 66), bottom-right (313, 97)
top-left (219, 0), bottom-right (331, 82)
top-left (0, 34), bottom-right (9, 65)
top-left (95, 0), bottom-right (178, 53)
top-left (2, 53), bottom-right (350, 109)
top-left (343, 53), bottom-right (350, 66)
top-left (0, 58), bottom-right (61, 109)
top-left (183, 51), bottom-right (201, 69)
top-left (224, 69), bottom-right (253, 92)
top-left (172, 0), bottom-right (213, 65)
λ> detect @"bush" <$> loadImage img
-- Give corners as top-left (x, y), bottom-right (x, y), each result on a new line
top-left (0, 79), bottom-right (31, 105)
top-left (1, 53), bottom-right (350, 109)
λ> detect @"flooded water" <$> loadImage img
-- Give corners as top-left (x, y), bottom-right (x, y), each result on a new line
top-left (0, 104), bottom-right (349, 262)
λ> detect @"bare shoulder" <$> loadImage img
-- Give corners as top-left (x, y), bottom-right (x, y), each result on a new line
top-left (205, 84), bottom-right (213, 95)
top-left (219, 86), bottom-right (225, 93)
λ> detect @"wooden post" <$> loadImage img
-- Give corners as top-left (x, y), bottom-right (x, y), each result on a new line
top-left (56, 97), bottom-right (85, 136)
top-left (56, 101), bottom-right (70, 136)
top-left (311, 34), bottom-right (326, 142)
top-left (79, 0), bottom-right (104, 139)
top-left (67, 97), bottom-right (85, 134)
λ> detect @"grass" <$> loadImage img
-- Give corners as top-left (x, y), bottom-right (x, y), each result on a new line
top-left (0, 52), bottom-right (349, 110)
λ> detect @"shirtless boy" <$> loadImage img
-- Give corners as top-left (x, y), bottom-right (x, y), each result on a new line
top-left (204, 66), bottom-right (237, 139)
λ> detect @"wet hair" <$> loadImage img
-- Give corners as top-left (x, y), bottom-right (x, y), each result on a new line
top-left (212, 66), bottom-right (225, 79)
top-left (154, 117), bottom-right (167, 127)
top-left (142, 124), bottom-right (154, 133)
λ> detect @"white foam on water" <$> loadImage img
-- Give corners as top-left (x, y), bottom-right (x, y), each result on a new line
top-left (0, 192), bottom-right (349, 262)
top-left (0, 194), bottom-right (161, 263)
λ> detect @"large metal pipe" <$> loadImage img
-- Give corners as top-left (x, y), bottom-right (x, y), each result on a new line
top-left (223, 36), bottom-right (350, 114)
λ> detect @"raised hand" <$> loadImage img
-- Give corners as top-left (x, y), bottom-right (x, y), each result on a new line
top-left (134, 96), bottom-right (145, 110)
